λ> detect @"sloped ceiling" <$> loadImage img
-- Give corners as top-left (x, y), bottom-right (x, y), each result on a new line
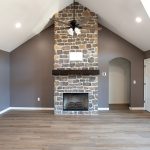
top-left (0, 0), bottom-right (150, 52)
top-left (0, 0), bottom-right (73, 52)
top-left (77, 0), bottom-right (150, 51)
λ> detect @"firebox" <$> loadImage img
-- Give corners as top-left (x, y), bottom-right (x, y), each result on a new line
top-left (63, 93), bottom-right (88, 111)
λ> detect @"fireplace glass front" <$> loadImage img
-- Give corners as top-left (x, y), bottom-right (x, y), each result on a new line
top-left (63, 93), bottom-right (88, 111)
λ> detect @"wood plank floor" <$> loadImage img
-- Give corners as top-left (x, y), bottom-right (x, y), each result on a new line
top-left (109, 104), bottom-right (129, 110)
top-left (0, 110), bottom-right (150, 150)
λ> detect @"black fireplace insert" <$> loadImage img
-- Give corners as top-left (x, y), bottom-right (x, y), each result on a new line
top-left (63, 93), bottom-right (88, 111)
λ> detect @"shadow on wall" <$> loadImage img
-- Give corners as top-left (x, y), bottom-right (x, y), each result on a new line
top-left (109, 57), bottom-right (131, 106)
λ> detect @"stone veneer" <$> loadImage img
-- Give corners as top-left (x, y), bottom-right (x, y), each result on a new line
top-left (54, 2), bottom-right (99, 115)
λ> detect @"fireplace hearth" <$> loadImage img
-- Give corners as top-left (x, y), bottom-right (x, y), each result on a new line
top-left (63, 93), bottom-right (88, 111)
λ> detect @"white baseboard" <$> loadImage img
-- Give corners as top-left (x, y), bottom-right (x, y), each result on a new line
top-left (98, 108), bottom-right (109, 111)
top-left (1, 107), bottom-right (146, 114)
top-left (129, 107), bottom-right (145, 110)
top-left (0, 107), bottom-right (11, 115)
top-left (0, 107), bottom-right (54, 115)
top-left (10, 107), bottom-right (54, 111)
top-left (1, 107), bottom-right (110, 114)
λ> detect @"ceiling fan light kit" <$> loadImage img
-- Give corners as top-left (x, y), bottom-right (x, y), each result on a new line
top-left (67, 28), bottom-right (74, 36)
top-left (67, 27), bottom-right (81, 36)
top-left (75, 27), bottom-right (81, 35)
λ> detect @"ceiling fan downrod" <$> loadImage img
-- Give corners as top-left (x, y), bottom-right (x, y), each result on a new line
top-left (73, 0), bottom-right (75, 21)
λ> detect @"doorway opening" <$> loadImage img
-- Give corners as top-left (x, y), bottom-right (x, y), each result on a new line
top-left (109, 58), bottom-right (131, 110)
top-left (144, 59), bottom-right (150, 112)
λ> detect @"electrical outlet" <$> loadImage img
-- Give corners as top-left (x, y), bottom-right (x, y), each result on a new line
top-left (102, 72), bottom-right (107, 77)
top-left (37, 97), bottom-right (40, 102)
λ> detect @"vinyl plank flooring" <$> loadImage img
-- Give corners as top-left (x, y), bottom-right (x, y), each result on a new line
top-left (0, 110), bottom-right (150, 150)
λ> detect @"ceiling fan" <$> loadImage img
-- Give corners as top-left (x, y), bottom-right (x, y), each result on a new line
top-left (54, 0), bottom-right (101, 36)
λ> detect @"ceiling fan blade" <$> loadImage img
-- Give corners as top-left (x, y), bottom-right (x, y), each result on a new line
top-left (54, 18), bottom-right (70, 26)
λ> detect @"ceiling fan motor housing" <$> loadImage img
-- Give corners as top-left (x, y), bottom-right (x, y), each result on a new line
top-left (70, 20), bottom-right (80, 30)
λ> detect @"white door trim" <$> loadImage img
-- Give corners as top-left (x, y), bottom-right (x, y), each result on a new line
top-left (144, 58), bottom-right (150, 112)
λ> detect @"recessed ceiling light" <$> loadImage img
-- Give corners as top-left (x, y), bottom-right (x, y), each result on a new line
top-left (15, 22), bottom-right (22, 29)
top-left (141, 0), bottom-right (150, 18)
top-left (135, 17), bottom-right (142, 23)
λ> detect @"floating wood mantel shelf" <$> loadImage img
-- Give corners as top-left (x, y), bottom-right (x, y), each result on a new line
top-left (52, 70), bottom-right (100, 76)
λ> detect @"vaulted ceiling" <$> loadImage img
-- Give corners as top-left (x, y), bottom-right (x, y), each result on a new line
top-left (0, 0), bottom-right (150, 52)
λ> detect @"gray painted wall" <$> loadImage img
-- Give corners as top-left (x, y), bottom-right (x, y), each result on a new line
top-left (10, 26), bottom-right (54, 107)
top-left (0, 50), bottom-right (10, 111)
top-left (10, 25), bottom-right (144, 108)
top-left (98, 27), bottom-right (144, 108)
top-left (144, 50), bottom-right (150, 59)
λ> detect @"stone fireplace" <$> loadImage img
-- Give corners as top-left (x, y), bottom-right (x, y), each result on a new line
top-left (53, 2), bottom-right (99, 115)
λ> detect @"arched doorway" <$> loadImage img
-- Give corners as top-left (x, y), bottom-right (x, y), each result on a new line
top-left (109, 58), bottom-right (131, 110)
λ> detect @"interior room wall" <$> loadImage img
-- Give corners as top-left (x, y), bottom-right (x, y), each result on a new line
top-left (144, 50), bottom-right (150, 59)
top-left (98, 26), bottom-right (144, 108)
top-left (109, 58), bottom-right (131, 104)
top-left (0, 50), bottom-right (10, 111)
top-left (9, 25), bottom-right (144, 108)
top-left (10, 26), bottom-right (54, 108)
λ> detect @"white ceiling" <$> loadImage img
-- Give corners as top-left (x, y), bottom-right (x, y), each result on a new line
top-left (0, 0), bottom-right (150, 52)
top-left (77, 0), bottom-right (150, 51)
top-left (0, 0), bottom-right (73, 52)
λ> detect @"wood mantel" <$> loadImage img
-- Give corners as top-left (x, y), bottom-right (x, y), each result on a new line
top-left (52, 70), bottom-right (100, 76)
